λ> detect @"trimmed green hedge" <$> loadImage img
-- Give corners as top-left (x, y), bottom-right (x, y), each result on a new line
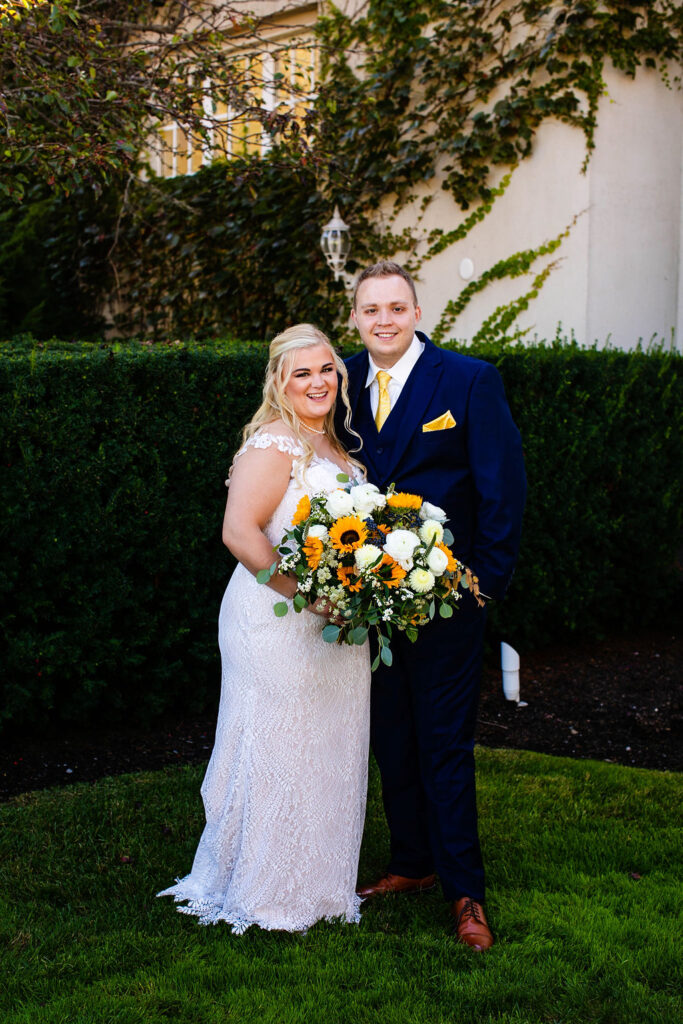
top-left (1, 337), bottom-right (681, 733)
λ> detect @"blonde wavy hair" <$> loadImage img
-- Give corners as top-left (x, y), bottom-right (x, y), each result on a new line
top-left (235, 323), bottom-right (365, 479)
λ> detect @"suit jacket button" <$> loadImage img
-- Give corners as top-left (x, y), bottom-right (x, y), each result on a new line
top-left (377, 446), bottom-right (384, 454)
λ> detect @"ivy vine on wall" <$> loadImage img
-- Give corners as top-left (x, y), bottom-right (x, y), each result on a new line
top-left (0, 1), bottom-right (680, 342)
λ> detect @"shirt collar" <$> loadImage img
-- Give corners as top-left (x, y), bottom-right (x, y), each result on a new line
top-left (365, 334), bottom-right (425, 388)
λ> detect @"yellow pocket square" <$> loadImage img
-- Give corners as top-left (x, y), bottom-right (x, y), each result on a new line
top-left (422, 411), bottom-right (456, 432)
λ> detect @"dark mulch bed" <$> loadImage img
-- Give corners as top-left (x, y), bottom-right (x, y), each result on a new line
top-left (1, 629), bottom-right (680, 802)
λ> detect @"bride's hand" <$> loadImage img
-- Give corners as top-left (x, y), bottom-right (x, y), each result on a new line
top-left (305, 597), bottom-right (344, 624)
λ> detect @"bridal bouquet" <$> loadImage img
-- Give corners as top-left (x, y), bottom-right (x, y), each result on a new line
top-left (258, 474), bottom-right (482, 669)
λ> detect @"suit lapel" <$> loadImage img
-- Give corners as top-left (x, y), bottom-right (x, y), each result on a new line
top-left (347, 351), bottom-right (368, 421)
top-left (346, 351), bottom-right (383, 481)
top-left (385, 336), bottom-right (443, 475)
top-left (348, 336), bottom-right (444, 480)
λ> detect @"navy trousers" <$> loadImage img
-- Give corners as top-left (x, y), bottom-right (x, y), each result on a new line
top-left (369, 593), bottom-right (487, 901)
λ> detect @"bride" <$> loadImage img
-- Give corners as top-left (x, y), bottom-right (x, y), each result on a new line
top-left (158, 324), bottom-right (371, 933)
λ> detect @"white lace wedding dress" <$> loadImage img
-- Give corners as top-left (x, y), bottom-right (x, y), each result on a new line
top-left (158, 433), bottom-right (371, 933)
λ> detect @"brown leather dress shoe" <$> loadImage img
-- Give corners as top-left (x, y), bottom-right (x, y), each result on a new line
top-left (451, 897), bottom-right (494, 951)
top-left (357, 872), bottom-right (437, 899)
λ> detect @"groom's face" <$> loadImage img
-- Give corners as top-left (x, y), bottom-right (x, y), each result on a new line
top-left (351, 275), bottom-right (421, 369)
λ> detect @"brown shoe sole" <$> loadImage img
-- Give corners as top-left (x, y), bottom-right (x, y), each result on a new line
top-left (357, 877), bottom-right (437, 899)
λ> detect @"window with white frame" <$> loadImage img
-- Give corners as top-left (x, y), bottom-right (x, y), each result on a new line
top-left (151, 36), bottom-right (318, 178)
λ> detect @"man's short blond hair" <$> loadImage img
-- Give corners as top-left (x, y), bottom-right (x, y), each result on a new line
top-left (352, 260), bottom-right (418, 309)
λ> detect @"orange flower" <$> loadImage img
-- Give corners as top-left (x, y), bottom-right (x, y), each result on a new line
top-left (374, 553), bottom-right (407, 588)
top-left (376, 524), bottom-right (390, 535)
top-left (329, 515), bottom-right (368, 553)
top-left (292, 495), bottom-right (311, 526)
top-left (436, 541), bottom-right (460, 573)
top-left (302, 536), bottom-right (323, 569)
top-left (337, 566), bottom-right (363, 592)
top-left (386, 492), bottom-right (423, 510)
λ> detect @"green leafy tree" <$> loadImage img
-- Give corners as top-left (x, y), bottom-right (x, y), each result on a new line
top-left (0, 0), bottom-right (314, 200)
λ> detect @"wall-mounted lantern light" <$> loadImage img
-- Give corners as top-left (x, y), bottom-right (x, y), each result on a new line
top-left (320, 205), bottom-right (356, 291)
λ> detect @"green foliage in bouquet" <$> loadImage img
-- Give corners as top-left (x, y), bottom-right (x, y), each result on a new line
top-left (0, 336), bottom-right (680, 733)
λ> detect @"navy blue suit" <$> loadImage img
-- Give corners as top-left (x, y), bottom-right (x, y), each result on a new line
top-left (340, 332), bottom-right (526, 900)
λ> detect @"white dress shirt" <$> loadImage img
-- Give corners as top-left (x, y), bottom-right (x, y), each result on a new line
top-left (365, 334), bottom-right (425, 418)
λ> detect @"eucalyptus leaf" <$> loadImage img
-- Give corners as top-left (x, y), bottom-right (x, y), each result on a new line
top-left (439, 602), bottom-right (453, 618)
top-left (351, 626), bottom-right (368, 645)
top-left (322, 624), bottom-right (341, 643)
top-left (380, 645), bottom-right (393, 667)
top-left (443, 528), bottom-right (454, 546)
top-left (273, 602), bottom-right (289, 617)
top-left (336, 472), bottom-right (349, 483)
top-left (293, 593), bottom-right (307, 611)
top-left (429, 600), bottom-right (436, 619)
top-left (371, 654), bottom-right (380, 672)
top-left (256, 569), bottom-right (271, 585)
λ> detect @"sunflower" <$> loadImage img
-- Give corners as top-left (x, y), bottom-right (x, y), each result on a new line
top-left (386, 492), bottom-right (423, 510)
top-left (292, 494), bottom-right (311, 526)
top-left (302, 536), bottom-right (323, 569)
top-left (374, 553), bottom-right (407, 588)
top-left (329, 515), bottom-right (368, 553)
top-left (436, 541), bottom-right (460, 573)
top-left (337, 566), bottom-right (363, 592)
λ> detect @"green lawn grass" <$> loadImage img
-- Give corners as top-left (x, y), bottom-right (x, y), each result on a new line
top-left (1, 748), bottom-right (681, 1024)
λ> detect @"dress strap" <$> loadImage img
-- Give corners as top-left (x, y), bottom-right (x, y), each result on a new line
top-left (235, 431), bottom-right (305, 460)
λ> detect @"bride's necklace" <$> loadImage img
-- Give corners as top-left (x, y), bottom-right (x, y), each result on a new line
top-left (301, 421), bottom-right (326, 436)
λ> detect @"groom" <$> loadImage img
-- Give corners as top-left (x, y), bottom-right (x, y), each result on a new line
top-left (341, 261), bottom-right (526, 951)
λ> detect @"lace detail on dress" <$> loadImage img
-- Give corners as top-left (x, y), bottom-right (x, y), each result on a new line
top-left (237, 431), bottom-right (306, 458)
top-left (159, 455), bottom-right (371, 934)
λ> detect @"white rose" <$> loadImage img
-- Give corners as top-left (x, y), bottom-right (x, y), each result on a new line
top-left (350, 483), bottom-right (386, 517)
top-left (325, 489), bottom-right (355, 519)
top-left (419, 519), bottom-right (444, 545)
top-left (354, 544), bottom-right (383, 571)
top-left (384, 529), bottom-right (421, 570)
top-left (425, 546), bottom-right (449, 576)
top-left (419, 501), bottom-right (448, 523)
top-left (408, 568), bottom-right (436, 593)
top-left (307, 524), bottom-right (329, 542)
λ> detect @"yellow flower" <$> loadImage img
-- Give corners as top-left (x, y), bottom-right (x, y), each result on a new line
top-left (337, 566), bottom-right (363, 592)
top-left (374, 553), bottom-right (407, 588)
top-left (386, 492), bottom-right (423, 510)
top-left (329, 515), bottom-right (368, 553)
top-left (302, 536), bottom-right (323, 569)
top-left (292, 495), bottom-right (311, 526)
top-left (436, 541), bottom-right (460, 573)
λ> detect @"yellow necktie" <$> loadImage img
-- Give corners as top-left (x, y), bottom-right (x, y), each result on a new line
top-left (375, 370), bottom-right (392, 431)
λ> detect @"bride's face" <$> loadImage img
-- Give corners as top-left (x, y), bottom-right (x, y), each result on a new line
top-left (283, 344), bottom-right (338, 427)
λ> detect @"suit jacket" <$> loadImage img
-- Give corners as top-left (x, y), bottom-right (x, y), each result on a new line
top-left (339, 331), bottom-right (526, 601)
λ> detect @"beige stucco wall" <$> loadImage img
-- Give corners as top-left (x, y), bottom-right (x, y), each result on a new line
top-left (365, 66), bottom-right (682, 351)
